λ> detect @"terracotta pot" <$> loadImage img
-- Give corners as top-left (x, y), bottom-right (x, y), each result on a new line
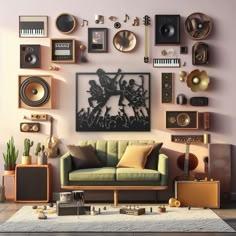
top-left (4, 164), bottom-right (16, 175)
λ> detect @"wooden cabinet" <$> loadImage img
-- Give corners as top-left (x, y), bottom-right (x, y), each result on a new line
top-left (15, 164), bottom-right (51, 202)
top-left (175, 180), bottom-right (220, 208)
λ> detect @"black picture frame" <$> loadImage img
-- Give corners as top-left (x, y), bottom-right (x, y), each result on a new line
top-left (19, 15), bottom-right (48, 38)
top-left (51, 38), bottom-right (75, 63)
top-left (76, 69), bottom-right (151, 131)
top-left (88, 28), bottom-right (108, 53)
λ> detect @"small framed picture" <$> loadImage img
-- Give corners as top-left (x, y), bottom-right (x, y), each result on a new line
top-left (51, 38), bottom-right (75, 63)
top-left (19, 16), bottom-right (48, 38)
top-left (88, 28), bottom-right (108, 53)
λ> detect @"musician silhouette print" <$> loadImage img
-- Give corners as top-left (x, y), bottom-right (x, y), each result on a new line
top-left (76, 69), bottom-right (150, 131)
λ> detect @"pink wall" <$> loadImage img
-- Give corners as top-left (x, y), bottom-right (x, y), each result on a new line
top-left (0, 0), bottom-right (235, 199)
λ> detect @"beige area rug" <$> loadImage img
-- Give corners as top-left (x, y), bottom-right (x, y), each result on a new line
top-left (0, 205), bottom-right (234, 232)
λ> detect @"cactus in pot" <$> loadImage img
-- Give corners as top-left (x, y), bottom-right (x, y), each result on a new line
top-left (22, 138), bottom-right (34, 165)
top-left (35, 143), bottom-right (47, 165)
top-left (2, 136), bottom-right (19, 174)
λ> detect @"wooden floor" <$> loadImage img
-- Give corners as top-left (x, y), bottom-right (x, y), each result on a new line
top-left (0, 201), bottom-right (236, 236)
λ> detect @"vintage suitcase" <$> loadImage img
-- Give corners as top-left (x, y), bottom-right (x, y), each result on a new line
top-left (56, 201), bottom-right (91, 216)
top-left (175, 180), bottom-right (220, 208)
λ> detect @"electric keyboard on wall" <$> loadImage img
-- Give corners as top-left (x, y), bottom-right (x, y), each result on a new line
top-left (153, 58), bottom-right (181, 68)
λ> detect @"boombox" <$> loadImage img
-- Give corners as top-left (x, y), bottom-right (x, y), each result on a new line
top-left (18, 75), bottom-right (52, 109)
top-left (20, 122), bottom-right (40, 132)
top-left (20, 44), bottom-right (40, 68)
top-left (166, 111), bottom-right (209, 130)
top-left (155, 15), bottom-right (180, 44)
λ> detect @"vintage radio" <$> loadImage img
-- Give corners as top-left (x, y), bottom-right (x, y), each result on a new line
top-left (120, 207), bottom-right (145, 216)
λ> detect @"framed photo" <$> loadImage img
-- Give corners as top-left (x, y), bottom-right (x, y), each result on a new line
top-left (76, 69), bottom-right (150, 131)
top-left (51, 38), bottom-right (75, 63)
top-left (19, 15), bottom-right (48, 38)
top-left (88, 28), bottom-right (108, 53)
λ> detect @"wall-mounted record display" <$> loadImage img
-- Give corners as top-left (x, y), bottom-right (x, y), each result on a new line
top-left (51, 38), bottom-right (75, 63)
top-left (185, 12), bottom-right (212, 40)
top-left (56, 13), bottom-right (76, 34)
top-left (113, 30), bottom-right (137, 52)
top-left (19, 16), bottom-right (48, 38)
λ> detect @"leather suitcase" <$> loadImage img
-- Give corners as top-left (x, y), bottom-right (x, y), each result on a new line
top-left (175, 180), bottom-right (220, 208)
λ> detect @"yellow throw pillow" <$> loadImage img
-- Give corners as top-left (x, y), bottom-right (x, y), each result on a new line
top-left (116, 145), bottom-right (153, 169)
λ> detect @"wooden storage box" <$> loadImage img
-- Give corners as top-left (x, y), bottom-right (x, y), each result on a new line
top-left (175, 180), bottom-right (220, 208)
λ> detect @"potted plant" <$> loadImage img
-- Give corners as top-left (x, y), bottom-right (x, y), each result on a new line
top-left (22, 138), bottom-right (34, 165)
top-left (3, 136), bottom-right (19, 174)
top-left (35, 143), bottom-right (47, 165)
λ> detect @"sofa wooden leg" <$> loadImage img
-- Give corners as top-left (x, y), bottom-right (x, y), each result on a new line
top-left (114, 190), bottom-right (118, 207)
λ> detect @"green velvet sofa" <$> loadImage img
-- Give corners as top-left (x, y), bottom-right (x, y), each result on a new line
top-left (60, 140), bottom-right (168, 206)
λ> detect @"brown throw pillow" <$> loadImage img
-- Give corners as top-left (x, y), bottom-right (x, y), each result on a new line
top-left (116, 145), bottom-right (153, 169)
top-left (67, 144), bottom-right (102, 169)
top-left (145, 143), bottom-right (163, 170)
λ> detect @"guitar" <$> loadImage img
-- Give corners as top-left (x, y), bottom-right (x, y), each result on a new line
top-left (44, 116), bottom-right (60, 158)
top-left (143, 15), bottom-right (150, 63)
top-left (175, 138), bottom-right (197, 181)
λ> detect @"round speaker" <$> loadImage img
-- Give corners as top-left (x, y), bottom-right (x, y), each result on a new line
top-left (160, 24), bottom-right (175, 37)
top-left (177, 113), bottom-right (190, 127)
top-left (185, 12), bottom-right (212, 40)
top-left (113, 30), bottom-right (137, 52)
top-left (25, 53), bottom-right (37, 64)
top-left (20, 76), bottom-right (50, 107)
top-left (56, 13), bottom-right (76, 34)
top-left (187, 69), bottom-right (210, 92)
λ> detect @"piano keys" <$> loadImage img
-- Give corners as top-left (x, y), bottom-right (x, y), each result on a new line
top-left (19, 16), bottom-right (48, 38)
top-left (153, 58), bottom-right (181, 68)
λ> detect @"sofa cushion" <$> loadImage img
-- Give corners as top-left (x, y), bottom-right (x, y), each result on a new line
top-left (67, 144), bottom-right (102, 169)
top-left (116, 145), bottom-right (153, 169)
top-left (116, 168), bottom-right (161, 181)
top-left (145, 142), bottom-right (163, 170)
top-left (69, 167), bottom-right (116, 181)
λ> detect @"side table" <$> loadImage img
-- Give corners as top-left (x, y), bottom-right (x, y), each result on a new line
top-left (2, 173), bottom-right (15, 201)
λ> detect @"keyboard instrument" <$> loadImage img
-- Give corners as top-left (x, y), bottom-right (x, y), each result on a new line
top-left (153, 58), bottom-right (180, 68)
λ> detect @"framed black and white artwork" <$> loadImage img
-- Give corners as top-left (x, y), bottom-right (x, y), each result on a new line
top-left (76, 69), bottom-right (150, 131)
top-left (88, 28), bottom-right (108, 53)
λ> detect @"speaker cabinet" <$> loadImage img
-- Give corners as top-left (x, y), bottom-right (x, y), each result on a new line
top-left (20, 122), bottom-right (40, 132)
top-left (155, 15), bottom-right (180, 45)
top-left (166, 111), bottom-right (199, 129)
top-left (161, 73), bottom-right (173, 103)
top-left (209, 144), bottom-right (231, 201)
top-left (20, 44), bottom-right (40, 68)
top-left (18, 75), bottom-right (52, 109)
top-left (175, 181), bottom-right (220, 208)
top-left (15, 164), bottom-right (51, 202)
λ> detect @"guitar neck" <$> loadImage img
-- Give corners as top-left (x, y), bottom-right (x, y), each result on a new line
top-left (184, 144), bottom-right (190, 176)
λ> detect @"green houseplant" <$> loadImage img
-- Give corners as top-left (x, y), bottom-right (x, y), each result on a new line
top-left (3, 136), bottom-right (19, 174)
top-left (35, 143), bottom-right (47, 165)
top-left (22, 138), bottom-right (34, 165)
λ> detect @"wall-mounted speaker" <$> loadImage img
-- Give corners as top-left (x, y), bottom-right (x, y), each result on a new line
top-left (192, 42), bottom-right (209, 65)
top-left (20, 122), bottom-right (40, 132)
top-left (162, 73), bottom-right (173, 103)
top-left (20, 44), bottom-right (40, 68)
top-left (155, 15), bottom-right (180, 45)
top-left (166, 111), bottom-right (199, 129)
top-left (18, 75), bottom-right (52, 109)
top-left (209, 144), bottom-right (231, 201)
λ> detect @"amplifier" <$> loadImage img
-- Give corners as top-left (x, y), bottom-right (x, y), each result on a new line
top-left (120, 207), bottom-right (145, 215)
top-left (175, 181), bottom-right (220, 208)
top-left (56, 201), bottom-right (91, 216)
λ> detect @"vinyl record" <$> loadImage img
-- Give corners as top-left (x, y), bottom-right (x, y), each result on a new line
top-left (20, 76), bottom-right (50, 107)
top-left (113, 30), bottom-right (137, 52)
top-left (56, 13), bottom-right (76, 34)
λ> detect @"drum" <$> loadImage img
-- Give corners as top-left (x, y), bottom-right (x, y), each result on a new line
top-left (72, 190), bottom-right (84, 206)
top-left (60, 192), bottom-right (72, 202)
